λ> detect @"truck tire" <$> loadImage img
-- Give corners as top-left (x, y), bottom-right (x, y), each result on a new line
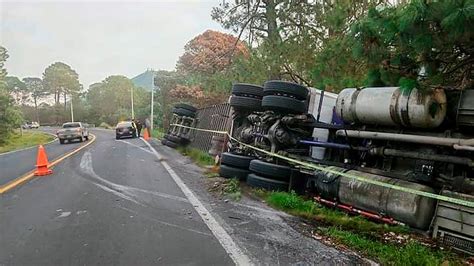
top-left (230, 95), bottom-right (262, 111)
top-left (249, 160), bottom-right (292, 181)
top-left (165, 134), bottom-right (190, 144)
top-left (219, 165), bottom-right (250, 181)
top-left (262, 95), bottom-right (306, 114)
top-left (263, 80), bottom-right (308, 100)
top-left (162, 139), bottom-right (178, 149)
top-left (173, 107), bottom-right (196, 118)
top-left (164, 134), bottom-right (181, 143)
top-left (174, 103), bottom-right (197, 113)
top-left (221, 152), bottom-right (254, 169)
top-left (246, 173), bottom-right (289, 191)
top-left (232, 83), bottom-right (264, 98)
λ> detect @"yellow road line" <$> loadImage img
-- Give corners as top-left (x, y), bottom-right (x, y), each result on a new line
top-left (0, 134), bottom-right (96, 194)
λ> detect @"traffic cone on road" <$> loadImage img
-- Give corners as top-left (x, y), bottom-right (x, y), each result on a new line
top-left (34, 145), bottom-right (52, 176)
top-left (143, 129), bottom-right (150, 141)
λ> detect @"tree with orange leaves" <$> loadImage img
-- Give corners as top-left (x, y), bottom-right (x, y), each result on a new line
top-left (177, 30), bottom-right (248, 75)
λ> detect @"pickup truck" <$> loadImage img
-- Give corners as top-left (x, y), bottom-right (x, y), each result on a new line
top-left (57, 122), bottom-right (89, 144)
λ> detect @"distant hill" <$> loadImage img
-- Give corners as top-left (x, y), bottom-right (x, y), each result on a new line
top-left (131, 70), bottom-right (156, 91)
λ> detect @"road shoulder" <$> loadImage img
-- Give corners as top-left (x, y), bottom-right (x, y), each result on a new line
top-left (149, 139), bottom-right (364, 265)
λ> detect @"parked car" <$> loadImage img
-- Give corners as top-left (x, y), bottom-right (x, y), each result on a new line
top-left (115, 121), bottom-right (137, 139)
top-left (57, 122), bottom-right (89, 144)
top-left (22, 121), bottom-right (40, 129)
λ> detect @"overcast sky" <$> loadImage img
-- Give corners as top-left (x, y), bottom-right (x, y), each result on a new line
top-left (1, 0), bottom-right (225, 88)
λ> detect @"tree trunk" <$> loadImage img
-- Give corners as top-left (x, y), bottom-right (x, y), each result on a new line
top-left (34, 97), bottom-right (39, 124)
top-left (64, 92), bottom-right (67, 111)
top-left (54, 90), bottom-right (60, 124)
top-left (264, 0), bottom-right (282, 79)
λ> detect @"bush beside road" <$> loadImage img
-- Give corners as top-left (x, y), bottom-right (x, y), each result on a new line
top-left (151, 128), bottom-right (165, 139)
top-left (0, 130), bottom-right (55, 154)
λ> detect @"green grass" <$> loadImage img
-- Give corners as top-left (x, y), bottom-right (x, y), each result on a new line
top-left (204, 172), bottom-right (220, 178)
top-left (151, 128), bottom-right (165, 139)
top-left (224, 178), bottom-right (241, 200)
top-left (0, 131), bottom-right (55, 154)
top-left (257, 191), bottom-right (463, 265)
top-left (265, 191), bottom-right (408, 235)
top-left (177, 146), bottom-right (215, 167)
top-left (324, 228), bottom-right (460, 266)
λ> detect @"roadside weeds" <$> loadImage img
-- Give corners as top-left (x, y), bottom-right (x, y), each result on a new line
top-left (173, 146), bottom-right (241, 200)
top-left (151, 128), bottom-right (165, 139)
top-left (250, 190), bottom-right (466, 266)
top-left (176, 146), bottom-right (215, 167)
top-left (0, 130), bottom-right (55, 154)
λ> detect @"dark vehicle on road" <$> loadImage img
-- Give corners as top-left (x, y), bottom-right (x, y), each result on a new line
top-left (57, 122), bottom-right (89, 144)
top-left (115, 121), bottom-right (137, 139)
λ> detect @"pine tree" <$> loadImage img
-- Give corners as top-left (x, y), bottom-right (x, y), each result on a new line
top-left (351, 0), bottom-right (474, 91)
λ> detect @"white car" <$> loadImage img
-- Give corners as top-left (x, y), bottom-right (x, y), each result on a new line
top-left (22, 122), bottom-right (40, 129)
top-left (30, 122), bottom-right (40, 129)
top-left (56, 122), bottom-right (89, 144)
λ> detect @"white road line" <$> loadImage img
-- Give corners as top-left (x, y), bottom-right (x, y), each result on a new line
top-left (116, 139), bottom-right (154, 154)
top-left (141, 139), bottom-right (252, 266)
top-left (140, 138), bottom-right (164, 161)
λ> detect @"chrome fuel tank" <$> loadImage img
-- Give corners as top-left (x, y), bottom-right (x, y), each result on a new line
top-left (335, 87), bottom-right (447, 128)
top-left (313, 167), bottom-right (437, 229)
top-left (338, 171), bottom-right (437, 229)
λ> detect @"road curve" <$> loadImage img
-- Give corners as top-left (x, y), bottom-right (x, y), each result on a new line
top-left (0, 129), bottom-right (233, 265)
top-left (0, 127), bottom-right (89, 186)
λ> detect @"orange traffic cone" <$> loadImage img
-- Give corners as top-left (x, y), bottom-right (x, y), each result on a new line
top-left (143, 129), bottom-right (150, 141)
top-left (34, 145), bottom-right (52, 176)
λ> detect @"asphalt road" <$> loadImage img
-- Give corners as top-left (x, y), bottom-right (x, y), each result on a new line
top-left (0, 127), bottom-right (85, 185)
top-left (0, 129), bottom-right (233, 265)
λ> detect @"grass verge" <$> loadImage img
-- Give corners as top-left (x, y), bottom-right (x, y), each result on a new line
top-left (99, 122), bottom-right (113, 129)
top-left (176, 146), bottom-right (215, 167)
top-left (208, 178), bottom-right (242, 201)
top-left (175, 147), bottom-right (241, 200)
top-left (265, 191), bottom-right (407, 235)
top-left (324, 227), bottom-right (459, 266)
top-left (255, 190), bottom-right (463, 265)
top-left (152, 128), bottom-right (165, 139)
top-left (0, 131), bottom-right (55, 154)
top-left (223, 178), bottom-right (241, 200)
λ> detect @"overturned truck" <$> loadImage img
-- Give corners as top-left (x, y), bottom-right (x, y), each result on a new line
top-left (221, 81), bottom-right (473, 254)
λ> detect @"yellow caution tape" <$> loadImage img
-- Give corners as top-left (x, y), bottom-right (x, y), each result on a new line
top-left (170, 123), bottom-right (474, 208)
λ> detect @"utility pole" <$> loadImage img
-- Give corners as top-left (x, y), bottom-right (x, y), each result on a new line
top-left (131, 85), bottom-right (135, 119)
top-left (70, 95), bottom-right (74, 122)
top-left (150, 69), bottom-right (154, 131)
